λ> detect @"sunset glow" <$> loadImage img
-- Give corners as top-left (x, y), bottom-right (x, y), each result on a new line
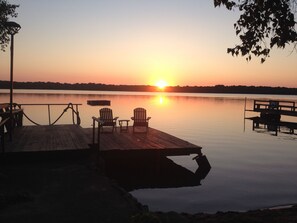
top-left (0, 0), bottom-right (296, 87)
top-left (156, 80), bottom-right (168, 90)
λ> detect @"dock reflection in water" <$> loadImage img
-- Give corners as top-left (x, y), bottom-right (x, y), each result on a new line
top-left (248, 117), bottom-right (297, 136)
top-left (102, 151), bottom-right (211, 191)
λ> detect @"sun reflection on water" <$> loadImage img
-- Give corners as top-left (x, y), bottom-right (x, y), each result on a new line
top-left (154, 95), bottom-right (168, 106)
top-left (158, 96), bottom-right (164, 105)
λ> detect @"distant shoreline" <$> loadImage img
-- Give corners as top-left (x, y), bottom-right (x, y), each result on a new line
top-left (1, 80), bottom-right (297, 95)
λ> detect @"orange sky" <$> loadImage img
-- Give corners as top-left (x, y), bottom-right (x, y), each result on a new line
top-left (1, 0), bottom-right (297, 88)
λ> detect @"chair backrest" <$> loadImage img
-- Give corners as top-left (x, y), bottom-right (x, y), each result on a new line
top-left (99, 108), bottom-right (113, 121)
top-left (133, 107), bottom-right (147, 121)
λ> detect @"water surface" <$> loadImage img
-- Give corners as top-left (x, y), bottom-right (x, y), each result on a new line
top-left (1, 90), bottom-right (297, 213)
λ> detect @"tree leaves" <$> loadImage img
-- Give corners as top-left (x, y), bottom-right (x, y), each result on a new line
top-left (214, 0), bottom-right (236, 10)
top-left (214, 0), bottom-right (297, 63)
top-left (0, 0), bottom-right (19, 51)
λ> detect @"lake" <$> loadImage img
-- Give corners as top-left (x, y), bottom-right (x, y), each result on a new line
top-left (1, 89), bottom-right (297, 214)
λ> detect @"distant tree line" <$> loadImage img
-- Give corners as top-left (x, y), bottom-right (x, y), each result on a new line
top-left (0, 81), bottom-right (156, 92)
top-left (0, 81), bottom-right (297, 95)
top-left (166, 84), bottom-right (297, 95)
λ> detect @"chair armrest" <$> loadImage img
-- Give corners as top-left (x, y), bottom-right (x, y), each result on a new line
top-left (114, 117), bottom-right (119, 121)
top-left (98, 118), bottom-right (106, 124)
top-left (147, 117), bottom-right (151, 120)
top-left (131, 117), bottom-right (135, 120)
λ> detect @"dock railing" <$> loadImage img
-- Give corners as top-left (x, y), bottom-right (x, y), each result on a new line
top-left (17, 103), bottom-right (82, 126)
top-left (253, 100), bottom-right (296, 112)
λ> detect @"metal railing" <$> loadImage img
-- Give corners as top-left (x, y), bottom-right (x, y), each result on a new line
top-left (17, 103), bottom-right (82, 126)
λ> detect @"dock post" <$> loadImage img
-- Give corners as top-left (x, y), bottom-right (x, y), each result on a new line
top-left (48, 104), bottom-right (51, 125)
top-left (194, 155), bottom-right (211, 179)
top-left (243, 97), bottom-right (247, 132)
top-left (97, 120), bottom-right (100, 151)
top-left (92, 117), bottom-right (102, 152)
top-left (92, 118), bottom-right (95, 145)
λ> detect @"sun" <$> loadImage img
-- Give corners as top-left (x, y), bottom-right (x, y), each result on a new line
top-left (155, 80), bottom-right (168, 90)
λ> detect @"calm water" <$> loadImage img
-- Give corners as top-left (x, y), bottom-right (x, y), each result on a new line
top-left (1, 89), bottom-right (297, 213)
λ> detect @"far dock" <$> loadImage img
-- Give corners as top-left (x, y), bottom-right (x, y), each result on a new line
top-left (246, 99), bottom-right (297, 119)
top-left (245, 99), bottom-right (297, 135)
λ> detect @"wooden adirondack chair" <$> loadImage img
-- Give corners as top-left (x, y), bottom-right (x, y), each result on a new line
top-left (99, 108), bottom-right (119, 133)
top-left (131, 107), bottom-right (151, 133)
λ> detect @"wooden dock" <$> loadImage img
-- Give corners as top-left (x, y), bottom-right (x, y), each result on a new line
top-left (2, 125), bottom-right (202, 156)
top-left (246, 99), bottom-right (297, 118)
top-left (3, 125), bottom-right (90, 153)
top-left (245, 99), bottom-right (297, 136)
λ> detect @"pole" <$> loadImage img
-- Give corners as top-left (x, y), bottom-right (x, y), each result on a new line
top-left (9, 34), bottom-right (14, 141)
top-left (48, 104), bottom-right (51, 125)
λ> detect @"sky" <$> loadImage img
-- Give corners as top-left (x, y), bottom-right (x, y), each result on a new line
top-left (1, 0), bottom-right (297, 87)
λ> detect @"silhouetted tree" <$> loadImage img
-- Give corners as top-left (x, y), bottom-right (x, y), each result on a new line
top-left (0, 0), bottom-right (19, 51)
top-left (214, 0), bottom-right (297, 62)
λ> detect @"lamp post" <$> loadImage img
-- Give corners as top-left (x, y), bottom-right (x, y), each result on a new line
top-left (4, 21), bottom-right (21, 140)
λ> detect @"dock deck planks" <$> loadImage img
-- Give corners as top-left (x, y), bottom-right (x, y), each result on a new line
top-left (5, 125), bottom-right (90, 153)
top-left (3, 125), bottom-right (202, 156)
top-left (83, 127), bottom-right (202, 155)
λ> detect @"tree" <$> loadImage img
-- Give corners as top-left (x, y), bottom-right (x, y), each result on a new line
top-left (0, 0), bottom-right (19, 51)
top-left (214, 0), bottom-right (297, 62)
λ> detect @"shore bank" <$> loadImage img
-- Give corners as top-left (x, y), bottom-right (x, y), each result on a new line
top-left (0, 155), bottom-right (143, 223)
